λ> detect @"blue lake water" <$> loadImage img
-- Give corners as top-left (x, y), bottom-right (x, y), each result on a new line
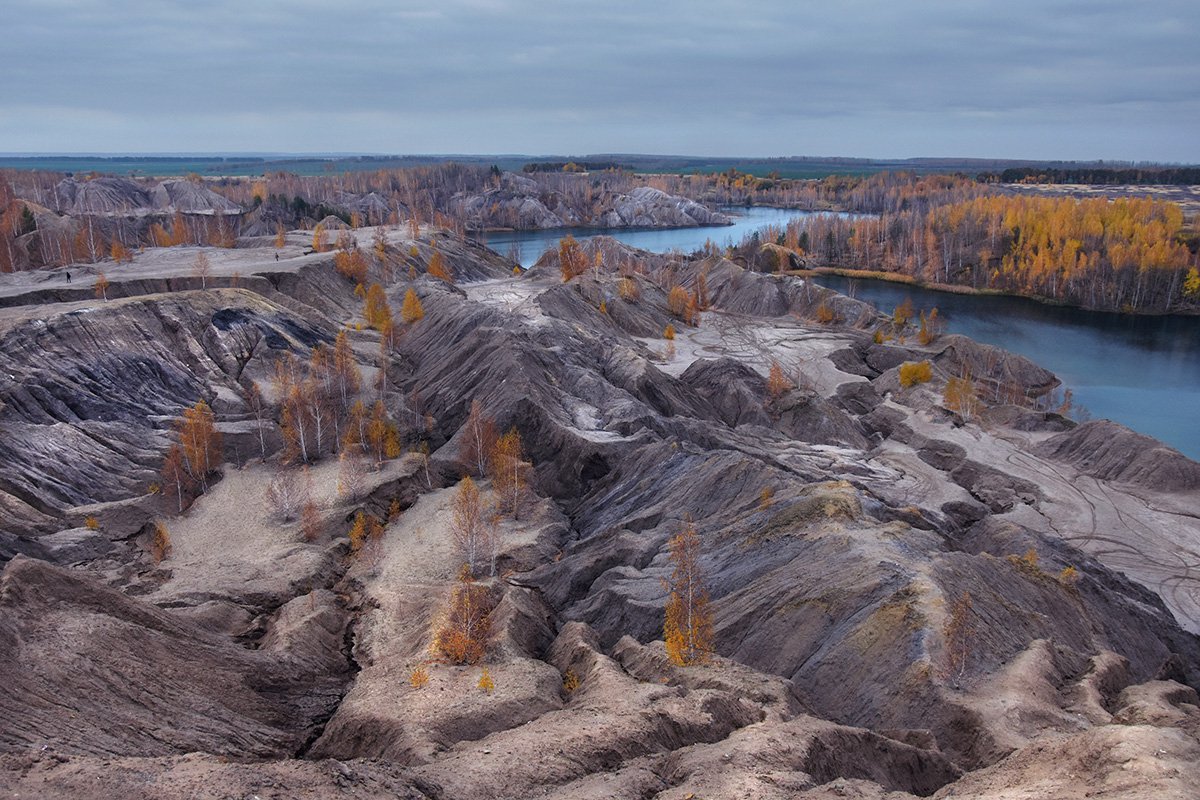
top-left (474, 208), bottom-right (1200, 460)
top-left (478, 206), bottom-right (812, 267)
top-left (812, 275), bottom-right (1200, 460)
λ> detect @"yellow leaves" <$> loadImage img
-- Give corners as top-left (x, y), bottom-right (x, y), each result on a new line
top-left (766, 360), bottom-right (791, 401)
top-left (401, 287), bottom-right (425, 325)
top-left (109, 240), bottom-right (131, 264)
top-left (478, 667), bottom-right (495, 694)
top-left (427, 249), bottom-right (453, 283)
top-left (409, 664), bottom-right (430, 689)
top-left (663, 520), bottom-right (713, 667)
top-left (93, 272), bottom-right (110, 300)
top-left (758, 487), bottom-right (775, 510)
top-left (364, 283), bottom-right (392, 330)
top-left (898, 361), bottom-right (932, 388)
top-left (1184, 268), bottom-right (1200, 299)
top-left (84, 516), bottom-right (100, 530)
top-left (943, 372), bottom-right (980, 420)
top-left (151, 522), bottom-right (172, 564)
top-left (667, 286), bottom-right (698, 325)
top-left (562, 668), bottom-right (580, 694)
top-left (334, 249), bottom-right (368, 283)
top-left (942, 591), bottom-right (975, 679)
top-left (435, 570), bottom-right (493, 665)
top-left (558, 234), bottom-right (587, 282)
top-left (347, 510), bottom-right (384, 555)
top-left (1058, 565), bottom-right (1080, 588)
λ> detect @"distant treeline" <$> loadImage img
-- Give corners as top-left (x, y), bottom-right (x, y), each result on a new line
top-left (979, 167), bottom-right (1200, 186)
top-left (521, 161), bottom-right (627, 173)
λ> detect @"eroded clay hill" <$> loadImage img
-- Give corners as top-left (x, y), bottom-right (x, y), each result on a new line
top-left (2, 227), bottom-right (1199, 799)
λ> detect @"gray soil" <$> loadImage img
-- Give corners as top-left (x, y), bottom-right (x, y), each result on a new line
top-left (1, 229), bottom-right (1199, 799)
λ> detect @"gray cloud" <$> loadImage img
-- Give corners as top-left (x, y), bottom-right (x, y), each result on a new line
top-left (2, 0), bottom-right (1197, 160)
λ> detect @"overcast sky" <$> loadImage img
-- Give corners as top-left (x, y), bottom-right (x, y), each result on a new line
top-left (3, 0), bottom-right (1197, 161)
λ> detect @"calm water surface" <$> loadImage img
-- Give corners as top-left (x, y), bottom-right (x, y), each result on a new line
top-left (814, 275), bottom-right (1200, 460)
top-left (476, 208), bottom-right (1200, 460)
top-left (479, 206), bottom-right (814, 267)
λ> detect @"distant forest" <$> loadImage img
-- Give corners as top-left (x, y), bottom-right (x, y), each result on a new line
top-left (979, 167), bottom-right (1200, 186)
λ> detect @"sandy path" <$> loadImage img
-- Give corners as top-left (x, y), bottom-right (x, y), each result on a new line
top-left (896, 403), bottom-right (1200, 631)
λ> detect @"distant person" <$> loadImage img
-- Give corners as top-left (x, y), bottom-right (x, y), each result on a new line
top-left (275, 253), bottom-right (279, 261)
top-left (65, 271), bottom-right (71, 283)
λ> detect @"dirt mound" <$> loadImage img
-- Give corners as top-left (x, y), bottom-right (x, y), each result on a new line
top-left (1, 225), bottom-right (1198, 798)
top-left (1036, 419), bottom-right (1200, 492)
top-left (0, 556), bottom-right (348, 758)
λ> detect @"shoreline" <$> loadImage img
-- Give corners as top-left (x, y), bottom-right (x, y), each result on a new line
top-left (794, 266), bottom-right (1200, 318)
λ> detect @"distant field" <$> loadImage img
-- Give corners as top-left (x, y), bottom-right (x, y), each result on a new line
top-left (0, 155), bottom-right (532, 178)
top-left (1, 154), bottom-right (1194, 182)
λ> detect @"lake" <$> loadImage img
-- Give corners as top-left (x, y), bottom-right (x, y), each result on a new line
top-left (475, 207), bottom-right (1200, 461)
top-left (478, 206), bottom-right (814, 267)
top-left (813, 275), bottom-right (1200, 460)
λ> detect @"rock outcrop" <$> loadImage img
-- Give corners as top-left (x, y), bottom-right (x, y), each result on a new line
top-left (450, 172), bottom-right (730, 230)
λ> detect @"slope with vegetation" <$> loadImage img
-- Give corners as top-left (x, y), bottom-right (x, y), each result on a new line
top-left (0, 218), bottom-right (1199, 798)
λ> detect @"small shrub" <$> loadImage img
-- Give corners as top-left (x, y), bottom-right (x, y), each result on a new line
top-left (759, 487), bottom-right (775, 510)
top-left (918, 308), bottom-right (940, 345)
top-left (151, 522), bottom-right (172, 564)
top-left (435, 570), bottom-right (494, 665)
top-left (815, 302), bottom-right (836, 324)
top-left (478, 667), bottom-right (495, 694)
top-left (1058, 565), bottom-right (1080, 588)
top-left (409, 664), bottom-right (430, 689)
top-left (1007, 548), bottom-right (1042, 577)
top-left (766, 361), bottom-right (791, 401)
top-left (563, 668), bottom-right (580, 694)
top-left (84, 516), bottom-right (100, 530)
top-left (898, 361), bottom-right (933, 387)
top-left (663, 324), bottom-right (675, 340)
top-left (944, 373), bottom-right (980, 420)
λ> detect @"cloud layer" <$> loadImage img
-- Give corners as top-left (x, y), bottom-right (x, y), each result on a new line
top-left (3, 0), bottom-right (1197, 160)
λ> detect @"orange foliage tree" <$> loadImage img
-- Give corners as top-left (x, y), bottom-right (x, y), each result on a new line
top-left (401, 287), bottom-right (425, 325)
top-left (335, 248), bottom-right (369, 283)
top-left (488, 426), bottom-right (530, 521)
top-left (311, 222), bottom-right (328, 253)
top-left (427, 249), bottom-right (453, 283)
top-left (192, 252), bottom-right (211, 289)
top-left (558, 234), bottom-right (587, 282)
top-left (663, 519), bottom-right (714, 666)
top-left (175, 399), bottom-right (222, 493)
top-left (435, 566), bottom-right (494, 664)
top-left (110, 240), bottom-right (131, 264)
top-left (93, 272), bottom-right (110, 301)
top-left (766, 360), bottom-right (791, 401)
top-left (364, 283), bottom-right (392, 330)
